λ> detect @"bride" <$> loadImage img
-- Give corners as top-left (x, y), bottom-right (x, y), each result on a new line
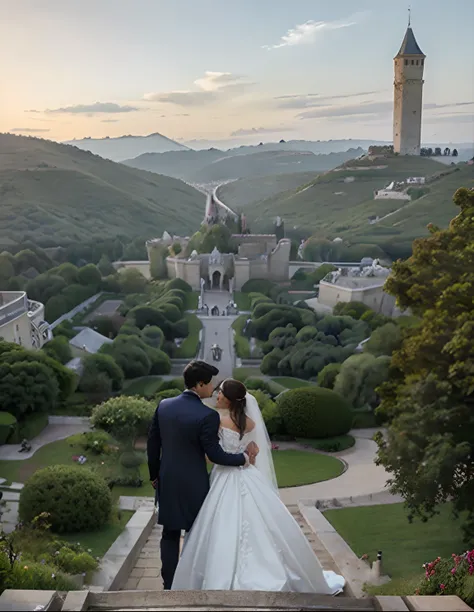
top-left (172, 378), bottom-right (345, 594)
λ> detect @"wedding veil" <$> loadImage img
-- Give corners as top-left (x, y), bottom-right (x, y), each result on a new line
top-left (245, 392), bottom-right (278, 493)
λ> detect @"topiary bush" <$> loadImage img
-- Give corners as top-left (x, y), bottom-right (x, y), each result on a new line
top-left (91, 396), bottom-right (155, 444)
top-left (278, 387), bottom-right (352, 439)
top-left (19, 465), bottom-right (112, 533)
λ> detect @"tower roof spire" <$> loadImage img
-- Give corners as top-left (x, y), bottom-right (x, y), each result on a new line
top-left (395, 14), bottom-right (425, 57)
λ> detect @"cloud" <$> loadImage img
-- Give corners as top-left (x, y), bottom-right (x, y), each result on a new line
top-left (10, 127), bottom-right (50, 133)
top-left (276, 91), bottom-right (380, 109)
top-left (29, 102), bottom-right (139, 115)
top-left (230, 126), bottom-right (295, 137)
top-left (298, 100), bottom-right (392, 120)
top-left (424, 101), bottom-right (474, 110)
top-left (101, 119), bottom-right (119, 123)
top-left (144, 90), bottom-right (216, 106)
top-left (263, 13), bottom-right (366, 50)
top-left (144, 71), bottom-right (254, 107)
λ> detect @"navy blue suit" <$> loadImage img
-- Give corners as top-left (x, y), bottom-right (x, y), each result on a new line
top-left (147, 390), bottom-right (245, 588)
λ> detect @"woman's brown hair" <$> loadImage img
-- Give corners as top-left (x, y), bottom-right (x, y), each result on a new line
top-left (220, 379), bottom-right (247, 439)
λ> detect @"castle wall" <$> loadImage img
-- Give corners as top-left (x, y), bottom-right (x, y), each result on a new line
top-left (268, 239), bottom-right (291, 282)
top-left (166, 258), bottom-right (201, 290)
top-left (233, 260), bottom-right (251, 290)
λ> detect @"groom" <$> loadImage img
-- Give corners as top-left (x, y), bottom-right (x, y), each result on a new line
top-left (147, 360), bottom-right (258, 590)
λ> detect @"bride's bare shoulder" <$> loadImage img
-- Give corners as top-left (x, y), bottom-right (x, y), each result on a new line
top-left (220, 413), bottom-right (255, 434)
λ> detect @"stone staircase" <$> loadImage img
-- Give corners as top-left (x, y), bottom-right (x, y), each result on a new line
top-left (123, 503), bottom-right (342, 593)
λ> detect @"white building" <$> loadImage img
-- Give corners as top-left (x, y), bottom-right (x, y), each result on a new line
top-left (317, 262), bottom-right (398, 317)
top-left (0, 291), bottom-right (52, 349)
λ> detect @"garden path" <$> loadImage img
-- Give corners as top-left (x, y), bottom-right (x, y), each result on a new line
top-left (279, 429), bottom-right (394, 506)
top-left (0, 417), bottom-right (91, 461)
top-left (197, 290), bottom-right (238, 379)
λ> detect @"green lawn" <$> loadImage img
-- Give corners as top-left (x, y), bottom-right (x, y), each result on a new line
top-left (233, 292), bottom-right (251, 311)
top-left (62, 509), bottom-right (134, 558)
top-left (271, 377), bottom-right (314, 389)
top-left (325, 503), bottom-right (465, 583)
top-left (183, 292), bottom-right (199, 310)
top-left (175, 313), bottom-right (202, 358)
top-left (0, 437), bottom-right (343, 494)
top-left (123, 376), bottom-right (163, 397)
top-left (272, 450), bottom-right (344, 487)
top-left (233, 367), bottom-right (262, 382)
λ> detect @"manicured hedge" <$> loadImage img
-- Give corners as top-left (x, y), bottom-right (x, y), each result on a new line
top-left (278, 387), bottom-right (352, 439)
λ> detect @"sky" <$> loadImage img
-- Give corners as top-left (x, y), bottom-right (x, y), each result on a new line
top-left (1, 0), bottom-right (473, 147)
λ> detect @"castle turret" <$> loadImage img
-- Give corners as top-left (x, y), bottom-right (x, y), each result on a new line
top-left (393, 16), bottom-right (426, 155)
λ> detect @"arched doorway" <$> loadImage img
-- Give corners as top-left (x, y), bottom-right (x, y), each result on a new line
top-left (212, 270), bottom-right (221, 289)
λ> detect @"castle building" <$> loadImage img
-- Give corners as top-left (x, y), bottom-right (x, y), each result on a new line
top-left (393, 18), bottom-right (426, 155)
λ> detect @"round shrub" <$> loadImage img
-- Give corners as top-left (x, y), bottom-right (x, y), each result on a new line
top-left (120, 451), bottom-right (143, 469)
top-left (91, 396), bottom-right (155, 443)
top-left (19, 465), bottom-right (112, 533)
top-left (278, 387), bottom-right (352, 439)
top-left (155, 388), bottom-right (181, 402)
top-left (166, 278), bottom-right (192, 293)
top-left (158, 378), bottom-right (185, 392)
top-left (0, 411), bottom-right (17, 444)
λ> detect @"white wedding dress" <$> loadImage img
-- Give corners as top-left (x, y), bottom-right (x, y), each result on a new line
top-left (172, 416), bottom-right (345, 593)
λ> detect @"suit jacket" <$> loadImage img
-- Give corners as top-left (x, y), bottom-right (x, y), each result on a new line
top-left (147, 391), bottom-right (246, 531)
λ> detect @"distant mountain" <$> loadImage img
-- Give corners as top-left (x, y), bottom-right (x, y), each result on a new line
top-left (124, 147), bottom-right (366, 184)
top-left (0, 134), bottom-right (204, 247)
top-left (64, 132), bottom-right (189, 162)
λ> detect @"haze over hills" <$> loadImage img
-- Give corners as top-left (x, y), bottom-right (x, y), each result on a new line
top-left (64, 132), bottom-right (189, 162)
top-left (0, 134), bottom-right (204, 248)
top-left (220, 155), bottom-right (474, 260)
top-left (124, 147), bottom-right (365, 184)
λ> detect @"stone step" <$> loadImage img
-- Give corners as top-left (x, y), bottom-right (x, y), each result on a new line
top-left (123, 505), bottom-right (341, 592)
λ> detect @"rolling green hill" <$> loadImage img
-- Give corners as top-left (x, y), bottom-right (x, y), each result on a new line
top-left (236, 155), bottom-right (474, 258)
top-left (216, 171), bottom-right (320, 210)
top-left (0, 133), bottom-right (205, 247)
top-left (124, 147), bottom-right (364, 183)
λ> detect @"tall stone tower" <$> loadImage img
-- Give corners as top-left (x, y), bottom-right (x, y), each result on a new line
top-left (393, 18), bottom-right (426, 155)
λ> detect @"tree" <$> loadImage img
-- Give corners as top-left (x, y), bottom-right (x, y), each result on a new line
top-left (0, 361), bottom-right (60, 419)
top-left (97, 254), bottom-right (115, 277)
top-left (119, 269), bottom-right (147, 294)
top-left (0, 254), bottom-right (15, 283)
top-left (363, 322), bottom-right (402, 357)
top-left (452, 149), bottom-right (458, 157)
top-left (43, 336), bottom-right (72, 364)
top-left (375, 188), bottom-right (474, 542)
top-left (199, 224), bottom-right (234, 254)
top-left (77, 264), bottom-right (101, 287)
top-left (0, 341), bottom-right (76, 402)
top-left (80, 353), bottom-right (124, 392)
top-left (317, 363), bottom-right (342, 389)
top-left (334, 353), bottom-right (390, 410)
top-left (434, 147), bottom-right (442, 156)
top-left (55, 263), bottom-right (79, 285)
top-left (45, 294), bottom-right (70, 323)
top-left (26, 274), bottom-right (67, 304)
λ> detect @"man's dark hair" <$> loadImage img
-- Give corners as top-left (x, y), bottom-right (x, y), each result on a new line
top-left (183, 360), bottom-right (219, 389)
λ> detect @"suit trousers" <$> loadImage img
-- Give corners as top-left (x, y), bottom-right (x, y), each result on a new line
top-left (160, 527), bottom-right (187, 590)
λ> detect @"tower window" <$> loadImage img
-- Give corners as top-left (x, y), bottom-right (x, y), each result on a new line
top-left (405, 59), bottom-right (408, 66)
top-left (421, 59), bottom-right (424, 66)
top-left (416, 59), bottom-right (419, 65)
top-left (411, 60), bottom-right (414, 65)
